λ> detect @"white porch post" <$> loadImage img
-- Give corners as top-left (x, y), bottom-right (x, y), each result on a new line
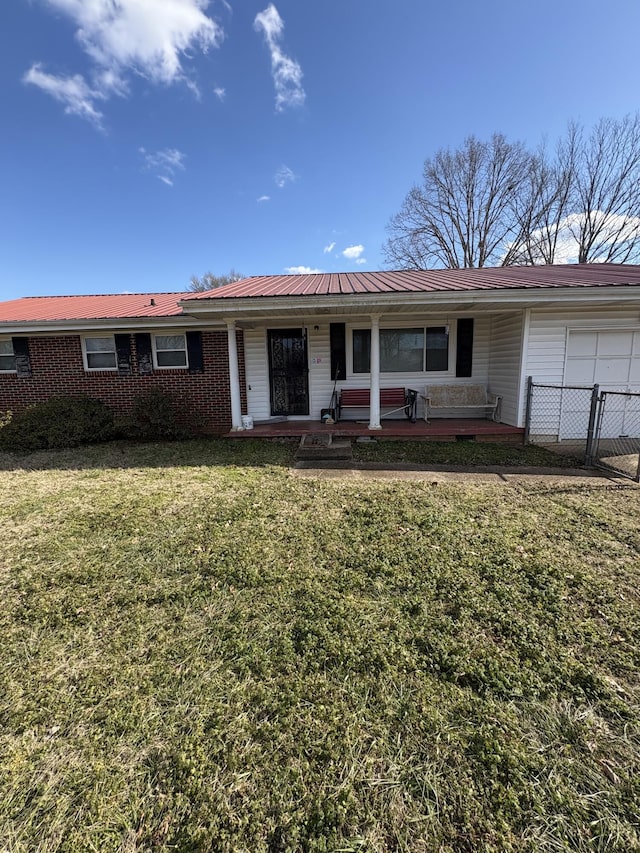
top-left (226, 320), bottom-right (243, 431)
top-left (369, 314), bottom-right (382, 430)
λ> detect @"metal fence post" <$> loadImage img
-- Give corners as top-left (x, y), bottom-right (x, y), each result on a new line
top-left (523, 376), bottom-right (533, 445)
top-left (584, 384), bottom-right (599, 467)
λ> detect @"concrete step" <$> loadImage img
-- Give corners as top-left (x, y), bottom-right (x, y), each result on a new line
top-left (295, 434), bottom-right (353, 461)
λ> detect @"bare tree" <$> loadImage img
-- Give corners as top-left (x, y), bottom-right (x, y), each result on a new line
top-left (384, 116), bottom-right (640, 269)
top-left (569, 115), bottom-right (640, 263)
top-left (384, 134), bottom-right (536, 269)
top-left (189, 269), bottom-right (244, 292)
top-left (509, 136), bottom-right (576, 265)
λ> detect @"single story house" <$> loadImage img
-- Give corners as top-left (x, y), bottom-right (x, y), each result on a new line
top-left (1, 263), bottom-right (639, 437)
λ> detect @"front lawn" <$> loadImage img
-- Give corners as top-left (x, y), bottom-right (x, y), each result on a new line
top-left (351, 438), bottom-right (582, 468)
top-left (0, 440), bottom-right (638, 852)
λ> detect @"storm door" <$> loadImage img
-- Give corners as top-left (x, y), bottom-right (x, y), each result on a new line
top-left (268, 329), bottom-right (309, 416)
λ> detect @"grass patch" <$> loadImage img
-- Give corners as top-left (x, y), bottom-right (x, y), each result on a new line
top-left (352, 439), bottom-right (582, 468)
top-left (0, 440), bottom-right (638, 852)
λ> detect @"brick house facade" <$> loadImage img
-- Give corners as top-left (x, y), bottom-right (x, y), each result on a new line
top-left (0, 330), bottom-right (246, 435)
top-left (3, 265), bottom-right (640, 436)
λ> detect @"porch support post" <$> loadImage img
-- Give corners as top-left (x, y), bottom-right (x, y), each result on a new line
top-left (226, 320), bottom-right (243, 431)
top-left (369, 314), bottom-right (382, 430)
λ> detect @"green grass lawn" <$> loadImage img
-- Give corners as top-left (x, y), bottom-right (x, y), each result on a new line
top-left (350, 439), bottom-right (582, 468)
top-left (0, 440), bottom-right (639, 852)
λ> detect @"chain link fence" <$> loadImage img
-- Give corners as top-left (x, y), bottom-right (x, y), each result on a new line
top-left (524, 379), bottom-right (598, 462)
top-left (593, 391), bottom-right (640, 481)
top-left (525, 379), bottom-right (640, 480)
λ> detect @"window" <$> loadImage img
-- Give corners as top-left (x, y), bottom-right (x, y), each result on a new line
top-left (425, 327), bottom-right (449, 371)
top-left (0, 339), bottom-right (16, 372)
top-left (381, 328), bottom-right (424, 372)
top-left (153, 334), bottom-right (188, 368)
top-left (84, 336), bottom-right (117, 370)
top-left (352, 326), bottom-right (449, 373)
top-left (353, 329), bottom-right (371, 373)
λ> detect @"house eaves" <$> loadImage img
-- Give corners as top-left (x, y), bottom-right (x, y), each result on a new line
top-left (179, 284), bottom-right (640, 322)
top-left (0, 315), bottom-right (217, 336)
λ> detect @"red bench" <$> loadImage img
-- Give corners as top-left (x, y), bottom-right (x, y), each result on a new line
top-left (337, 387), bottom-right (418, 422)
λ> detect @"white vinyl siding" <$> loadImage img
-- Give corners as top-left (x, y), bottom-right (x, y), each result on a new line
top-left (488, 312), bottom-right (525, 426)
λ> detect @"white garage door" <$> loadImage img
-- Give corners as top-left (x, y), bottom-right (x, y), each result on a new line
top-left (561, 330), bottom-right (640, 438)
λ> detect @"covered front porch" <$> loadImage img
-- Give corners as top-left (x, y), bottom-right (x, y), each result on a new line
top-left (226, 417), bottom-right (524, 443)
top-left (180, 286), bottom-right (532, 433)
top-left (216, 309), bottom-right (527, 433)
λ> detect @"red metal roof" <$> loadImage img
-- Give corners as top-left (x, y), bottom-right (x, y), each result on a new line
top-left (183, 263), bottom-right (640, 300)
top-left (0, 292), bottom-right (189, 322)
top-left (2, 265), bottom-right (640, 324)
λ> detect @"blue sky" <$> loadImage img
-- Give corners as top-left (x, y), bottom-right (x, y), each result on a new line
top-left (2, 0), bottom-right (640, 300)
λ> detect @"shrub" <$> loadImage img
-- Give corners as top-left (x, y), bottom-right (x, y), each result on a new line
top-left (0, 396), bottom-right (114, 452)
top-left (119, 387), bottom-right (185, 441)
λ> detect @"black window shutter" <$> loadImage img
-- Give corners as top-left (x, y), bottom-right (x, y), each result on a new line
top-left (329, 323), bottom-right (346, 380)
top-left (186, 331), bottom-right (204, 374)
top-left (114, 334), bottom-right (132, 376)
top-left (135, 333), bottom-right (154, 375)
top-left (12, 337), bottom-right (32, 378)
top-left (456, 318), bottom-right (474, 377)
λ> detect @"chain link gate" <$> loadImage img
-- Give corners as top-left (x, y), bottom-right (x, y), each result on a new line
top-left (592, 390), bottom-right (640, 481)
top-left (524, 378), bottom-right (599, 463)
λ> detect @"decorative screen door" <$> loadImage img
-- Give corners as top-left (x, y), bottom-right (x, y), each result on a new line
top-left (267, 329), bottom-right (309, 416)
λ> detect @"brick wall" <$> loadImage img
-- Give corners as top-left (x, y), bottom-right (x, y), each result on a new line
top-left (0, 330), bottom-right (247, 435)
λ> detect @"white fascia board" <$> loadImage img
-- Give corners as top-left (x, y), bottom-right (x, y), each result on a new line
top-left (179, 285), bottom-right (640, 318)
top-left (0, 315), bottom-right (224, 336)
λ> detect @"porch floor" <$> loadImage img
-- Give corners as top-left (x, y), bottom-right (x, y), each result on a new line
top-left (227, 418), bottom-right (524, 443)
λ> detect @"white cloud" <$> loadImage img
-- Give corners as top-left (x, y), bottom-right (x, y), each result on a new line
top-left (355, 258), bottom-right (367, 265)
top-left (342, 244), bottom-right (365, 260)
top-left (213, 86), bottom-right (225, 101)
top-left (257, 195), bottom-right (271, 203)
top-left (323, 241), bottom-right (335, 254)
top-left (274, 165), bottom-right (296, 188)
top-left (140, 146), bottom-right (186, 185)
top-left (254, 4), bottom-right (305, 112)
top-left (26, 0), bottom-right (223, 124)
top-left (285, 265), bottom-right (324, 274)
top-left (23, 64), bottom-right (105, 126)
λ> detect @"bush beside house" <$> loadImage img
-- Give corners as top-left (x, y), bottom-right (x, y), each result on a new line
top-left (0, 389), bottom-right (185, 451)
top-left (0, 396), bottom-right (115, 451)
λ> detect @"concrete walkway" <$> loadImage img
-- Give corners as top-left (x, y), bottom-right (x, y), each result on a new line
top-left (292, 461), bottom-right (639, 486)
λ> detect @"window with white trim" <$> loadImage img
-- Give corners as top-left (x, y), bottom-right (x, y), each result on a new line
top-left (352, 326), bottom-right (450, 373)
top-left (83, 336), bottom-right (117, 370)
top-left (153, 334), bottom-right (188, 368)
top-left (0, 339), bottom-right (16, 372)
